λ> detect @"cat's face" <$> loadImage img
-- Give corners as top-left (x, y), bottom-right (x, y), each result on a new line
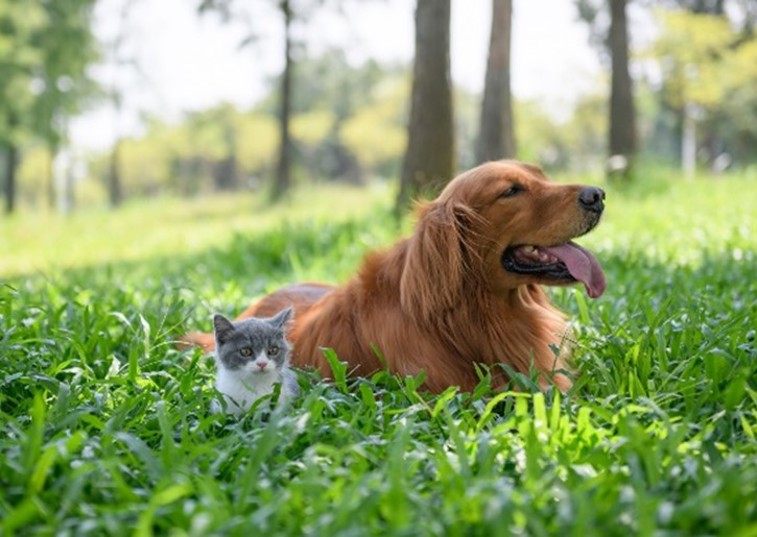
top-left (213, 308), bottom-right (292, 375)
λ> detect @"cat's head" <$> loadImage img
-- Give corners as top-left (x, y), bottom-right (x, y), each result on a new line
top-left (212, 307), bottom-right (293, 375)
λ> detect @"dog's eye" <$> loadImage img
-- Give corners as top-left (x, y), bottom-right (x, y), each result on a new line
top-left (499, 184), bottom-right (525, 199)
top-left (240, 347), bottom-right (253, 357)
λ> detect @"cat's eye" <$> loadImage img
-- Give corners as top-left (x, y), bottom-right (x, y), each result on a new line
top-left (267, 346), bottom-right (280, 356)
top-left (239, 347), bottom-right (253, 357)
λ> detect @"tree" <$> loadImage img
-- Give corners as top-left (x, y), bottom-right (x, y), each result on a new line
top-left (397, 0), bottom-right (455, 211)
top-left (575, 0), bottom-right (637, 179)
top-left (477, 0), bottom-right (516, 163)
top-left (647, 9), bottom-right (757, 171)
top-left (272, 0), bottom-right (294, 200)
top-left (608, 0), bottom-right (636, 174)
top-left (199, 0), bottom-right (340, 201)
top-left (103, 0), bottom-right (143, 208)
top-left (31, 0), bottom-right (100, 209)
top-left (0, 2), bottom-right (43, 214)
top-left (282, 49), bottom-right (394, 184)
top-left (3, 132), bottom-right (18, 214)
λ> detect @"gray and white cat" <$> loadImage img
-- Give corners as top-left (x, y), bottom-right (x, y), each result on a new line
top-left (212, 307), bottom-right (298, 415)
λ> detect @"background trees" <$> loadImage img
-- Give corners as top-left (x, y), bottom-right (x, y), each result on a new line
top-left (576, 0), bottom-right (637, 179)
top-left (396, 0), bottom-right (455, 210)
top-left (648, 7), bottom-right (757, 175)
top-left (607, 0), bottom-right (636, 177)
top-left (198, 0), bottom-right (346, 201)
top-left (0, 2), bottom-right (44, 214)
top-left (477, 0), bottom-right (516, 163)
top-left (3, 0), bottom-right (757, 214)
top-left (0, 0), bottom-right (98, 214)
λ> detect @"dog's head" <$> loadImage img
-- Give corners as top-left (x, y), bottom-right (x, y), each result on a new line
top-left (401, 161), bottom-right (606, 317)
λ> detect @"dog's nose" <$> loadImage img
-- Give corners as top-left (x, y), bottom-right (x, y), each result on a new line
top-left (578, 187), bottom-right (605, 213)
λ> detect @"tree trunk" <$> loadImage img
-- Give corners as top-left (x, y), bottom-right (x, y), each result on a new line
top-left (477, 0), bottom-right (516, 163)
top-left (272, 0), bottom-right (293, 201)
top-left (608, 0), bottom-right (636, 179)
top-left (46, 146), bottom-right (56, 210)
top-left (397, 0), bottom-right (455, 211)
top-left (3, 144), bottom-right (18, 215)
top-left (62, 156), bottom-right (76, 214)
top-left (109, 138), bottom-right (123, 207)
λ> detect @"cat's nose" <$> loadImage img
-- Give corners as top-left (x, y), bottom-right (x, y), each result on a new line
top-left (257, 361), bottom-right (269, 370)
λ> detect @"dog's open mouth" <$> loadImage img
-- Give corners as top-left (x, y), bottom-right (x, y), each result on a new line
top-left (502, 241), bottom-right (606, 298)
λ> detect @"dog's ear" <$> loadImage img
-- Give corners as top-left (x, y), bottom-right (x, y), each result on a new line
top-left (400, 201), bottom-right (477, 320)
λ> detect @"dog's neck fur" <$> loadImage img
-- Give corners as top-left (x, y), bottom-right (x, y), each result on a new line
top-left (433, 286), bottom-right (569, 391)
top-left (367, 240), bottom-right (571, 391)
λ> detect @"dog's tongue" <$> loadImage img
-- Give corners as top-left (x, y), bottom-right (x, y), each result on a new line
top-left (544, 242), bottom-right (606, 298)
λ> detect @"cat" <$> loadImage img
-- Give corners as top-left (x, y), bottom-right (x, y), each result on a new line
top-left (212, 306), bottom-right (298, 415)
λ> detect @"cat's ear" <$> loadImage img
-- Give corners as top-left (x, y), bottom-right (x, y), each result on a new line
top-left (212, 314), bottom-right (235, 344)
top-left (271, 306), bottom-right (294, 330)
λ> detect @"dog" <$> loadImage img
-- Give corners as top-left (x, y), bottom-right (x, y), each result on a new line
top-left (181, 160), bottom-right (606, 392)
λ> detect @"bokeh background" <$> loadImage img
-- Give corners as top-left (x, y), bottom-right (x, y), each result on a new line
top-left (2, 0), bottom-right (756, 215)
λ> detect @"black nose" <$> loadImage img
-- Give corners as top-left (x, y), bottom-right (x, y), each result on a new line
top-left (578, 187), bottom-right (605, 213)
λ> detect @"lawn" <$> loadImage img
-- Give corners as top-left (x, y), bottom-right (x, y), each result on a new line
top-left (1, 172), bottom-right (756, 536)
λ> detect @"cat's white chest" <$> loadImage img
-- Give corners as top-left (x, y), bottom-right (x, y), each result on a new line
top-left (215, 365), bottom-right (283, 415)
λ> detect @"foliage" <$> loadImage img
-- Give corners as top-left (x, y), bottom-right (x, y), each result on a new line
top-left (16, 146), bottom-right (47, 202)
top-left (648, 10), bottom-right (734, 109)
top-left (1, 173), bottom-right (756, 534)
top-left (0, 0), bottom-right (100, 212)
top-left (339, 78), bottom-right (409, 175)
top-left (76, 55), bottom-right (411, 204)
top-left (8, 2), bottom-right (757, 211)
top-left (645, 8), bottom-right (757, 166)
top-left (30, 0), bottom-right (100, 150)
top-left (515, 93), bottom-right (607, 173)
top-left (0, 2), bottom-right (45, 145)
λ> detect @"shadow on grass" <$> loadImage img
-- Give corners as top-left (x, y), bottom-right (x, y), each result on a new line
top-left (6, 208), bottom-right (756, 324)
top-left (3, 214), bottom-right (393, 326)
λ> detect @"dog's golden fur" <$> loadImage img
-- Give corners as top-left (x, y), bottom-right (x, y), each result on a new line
top-left (181, 161), bottom-right (605, 392)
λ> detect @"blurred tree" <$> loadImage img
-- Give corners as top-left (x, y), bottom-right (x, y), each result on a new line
top-left (340, 77), bottom-right (408, 179)
top-left (514, 93), bottom-right (606, 172)
top-left (285, 50), bottom-right (397, 184)
top-left (86, 53), bottom-right (407, 202)
top-left (648, 9), bottom-right (757, 170)
top-left (2, 121), bottom-right (18, 214)
top-left (575, 0), bottom-right (637, 180)
top-left (397, 0), bottom-right (455, 211)
top-left (102, 0), bottom-right (143, 209)
top-left (608, 0), bottom-right (636, 176)
top-left (477, 0), bottom-right (515, 163)
top-left (185, 104), bottom-right (241, 191)
top-left (199, 0), bottom-right (345, 201)
top-left (234, 112), bottom-right (278, 184)
top-left (671, 0), bottom-right (725, 14)
top-left (18, 145), bottom-right (50, 206)
top-left (272, 0), bottom-right (294, 200)
top-left (0, 2), bottom-right (43, 214)
top-left (31, 0), bottom-right (100, 209)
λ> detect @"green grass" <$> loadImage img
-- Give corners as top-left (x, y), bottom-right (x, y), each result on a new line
top-left (1, 173), bottom-right (756, 536)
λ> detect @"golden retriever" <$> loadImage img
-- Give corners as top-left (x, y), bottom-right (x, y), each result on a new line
top-left (181, 160), bottom-right (606, 392)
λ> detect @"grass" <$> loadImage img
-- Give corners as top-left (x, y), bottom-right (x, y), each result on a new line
top-left (1, 172), bottom-right (756, 536)
top-left (0, 182), bottom-right (395, 278)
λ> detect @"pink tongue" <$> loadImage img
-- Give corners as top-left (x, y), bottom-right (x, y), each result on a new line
top-left (543, 242), bottom-right (606, 298)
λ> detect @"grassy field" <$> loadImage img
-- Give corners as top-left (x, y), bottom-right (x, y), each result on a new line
top-left (1, 172), bottom-right (756, 536)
